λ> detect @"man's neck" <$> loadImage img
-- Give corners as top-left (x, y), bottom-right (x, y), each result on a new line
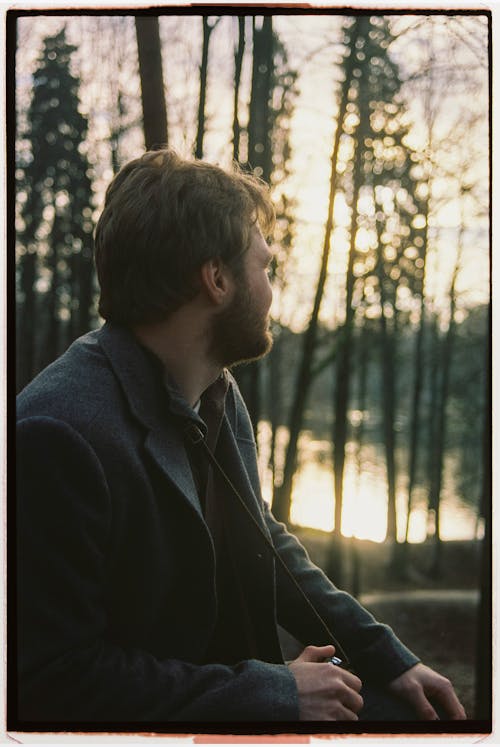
top-left (132, 315), bottom-right (221, 408)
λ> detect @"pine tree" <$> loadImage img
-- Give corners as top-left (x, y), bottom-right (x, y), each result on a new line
top-left (17, 27), bottom-right (94, 389)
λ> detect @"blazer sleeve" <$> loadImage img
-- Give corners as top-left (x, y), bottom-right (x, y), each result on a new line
top-left (16, 416), bottom-right (298, 723)
top-left (265, 506), bottom-right (420, 685)
top-left (227, 373), bottom-right (420, 686)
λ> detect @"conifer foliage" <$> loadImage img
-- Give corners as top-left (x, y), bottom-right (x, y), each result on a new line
top-left (17, 28), bottom-right (94, 390)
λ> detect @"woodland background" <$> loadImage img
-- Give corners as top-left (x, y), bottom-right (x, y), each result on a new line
top-left (11, 9), bottom-right (491, 722)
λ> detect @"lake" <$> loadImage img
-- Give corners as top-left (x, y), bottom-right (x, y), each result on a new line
top-left (256, 423), bottom-right (482, 543)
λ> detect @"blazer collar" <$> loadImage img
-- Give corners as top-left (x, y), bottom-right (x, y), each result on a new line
top-left (97, 322), bottom-right (207, 520)
top-left (97, 322), bottom-right (202, 430)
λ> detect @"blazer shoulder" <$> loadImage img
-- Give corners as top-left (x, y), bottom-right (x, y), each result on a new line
top-left (16, 331), bottom-right (122, 435)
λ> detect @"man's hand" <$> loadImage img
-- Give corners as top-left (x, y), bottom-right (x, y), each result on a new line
top-left (288, 644), bottom-right (364, 721)
top-left (388, 663), bottom-right (467, 720)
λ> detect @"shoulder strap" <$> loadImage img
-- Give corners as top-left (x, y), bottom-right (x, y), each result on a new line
top-left (184, 422), bottom-right (354, 673)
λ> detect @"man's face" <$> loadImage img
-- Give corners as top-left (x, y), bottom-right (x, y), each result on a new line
top-left (210, 225), bottom-right (274, 368)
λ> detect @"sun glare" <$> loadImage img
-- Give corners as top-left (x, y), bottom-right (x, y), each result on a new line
top-left (259, 424), bottom-right (479, 544)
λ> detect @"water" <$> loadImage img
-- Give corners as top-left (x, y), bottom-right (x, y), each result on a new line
top-left (257, 423), bottom-right (482, 543)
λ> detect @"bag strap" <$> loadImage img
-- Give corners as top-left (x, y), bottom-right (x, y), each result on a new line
top-left (184, 422), bottom-right (353, 672)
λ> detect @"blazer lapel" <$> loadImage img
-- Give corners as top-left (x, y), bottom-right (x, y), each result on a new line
top-left (144, 426), bottom-right (205, 522)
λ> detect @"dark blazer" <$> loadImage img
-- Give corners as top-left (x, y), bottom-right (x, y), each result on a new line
top-left (16, 323), bottom-right (419, 723)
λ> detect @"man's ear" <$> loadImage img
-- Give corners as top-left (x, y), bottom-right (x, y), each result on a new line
top-left (199, 258), bottom-right (234, 306)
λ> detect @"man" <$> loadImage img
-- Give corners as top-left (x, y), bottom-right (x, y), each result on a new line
top-left (16, 149), bottom-right (466, 725)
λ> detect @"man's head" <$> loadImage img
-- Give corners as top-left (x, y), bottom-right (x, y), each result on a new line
top-left (94, 149), bottom-right (275, 327)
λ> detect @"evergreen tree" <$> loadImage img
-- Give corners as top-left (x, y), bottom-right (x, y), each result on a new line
top-left (17, 27), bottom-right (94, 389)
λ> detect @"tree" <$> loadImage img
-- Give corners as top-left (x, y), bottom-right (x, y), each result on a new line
top-left (401, 171), bottom-right (430, 554)
top-left (393, 14), bottom-right (489, 564)
top-left (17, 27), bottom-right (94, 390)
top-left (232, 16), bottom-right (246, 162)
top-left (272, 17), bottom-right (363, 524)
top-left (298, 16), bottom-right (425, 580)
top-left (448, 303), bottom-right (488, 520)
top-left (475, 299), bottom-right (491, 721)
top-left (195, 16), bottom-right (221, 159)
top-left (262, 33), bottom-right (298, 482)
top-left (135, 16), bottom-right (168, 150)
top-left (233, 17), bottom-right (274, 430)
top-left (234, 17), bottom-right (297, 437)
top-left (104, 17), bottom-right (139, 174)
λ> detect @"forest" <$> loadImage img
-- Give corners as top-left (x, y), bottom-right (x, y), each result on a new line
top-left (11, 9), bottom-right (490, 722)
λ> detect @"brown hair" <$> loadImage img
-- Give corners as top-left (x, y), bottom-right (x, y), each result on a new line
top-left (94, 149), bottom-right (275, 324)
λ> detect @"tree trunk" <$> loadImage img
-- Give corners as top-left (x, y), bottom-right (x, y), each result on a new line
top-left (401, 53), bottom-right (436, 558)
top-left (247, 16), bottom-right (273, 180)
top-left (403, 192), bottom-right (430, 549)
top-left (425, 310), bottom-right (439, 527)
top-left (232, 16), bottom-right (246, 163)
top-left (475, 299), bottom-right (491, 721)
top-left (17, 250), bottom-right (37, 391)
top-left (381, 309), bottom-right (398, 544)
top-left (42, 248), bottom-right (60, 369)
top-left (324, 125), bottom-right (365, 583)
top-left (268, 323), bottom-right (282, 487)
top-left (110, 87), bottom-right (126, 174)
top-left (76, 246), bottom-right (94, 338)
top-left (135, 16), bottom-right (168, 150)
top-left (349, 318), bottom-right (369, 596)
top-left (428, 249), bottom-right (461, 576)
top-left (195, 17), bottom-right (220, 159)
top-left (403, 300), bottom-right (426, 541)
top-left (272, 19), bottom-right (362, 524)
top-left (233, 16), bottom-right (274, 433)
top-left (372, 220), bottom-right (398, 547)
top-left (107, 18), bottom-right (129, 174)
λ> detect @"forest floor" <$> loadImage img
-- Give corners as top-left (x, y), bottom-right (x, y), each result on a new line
top-left (289, 530), bottom-right (485, 720)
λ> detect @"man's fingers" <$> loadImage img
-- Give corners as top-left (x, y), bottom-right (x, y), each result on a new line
top-left (296, 644), bottom-right (336, 663)
top-left (332, 705), bottom-right (360, 721)
top-left (431, 678), bottom-right (467, 720)
top-left (343, 670), bottom-right (363, 693)
top-left (411, 686), bottom-right (439, 720)
top-left (291, 658), bottom-right (364, 720)
top-left (388, 663), bottom-right (466, 721)
top-left (339, 684), bottom-right (364, 715)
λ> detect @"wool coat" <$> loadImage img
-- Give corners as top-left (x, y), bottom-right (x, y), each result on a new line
top-left (16, 323), bottom-right (419, 724)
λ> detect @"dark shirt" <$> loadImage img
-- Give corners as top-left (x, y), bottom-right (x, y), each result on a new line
top-left (192, 375), bottom-right (260, 665)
